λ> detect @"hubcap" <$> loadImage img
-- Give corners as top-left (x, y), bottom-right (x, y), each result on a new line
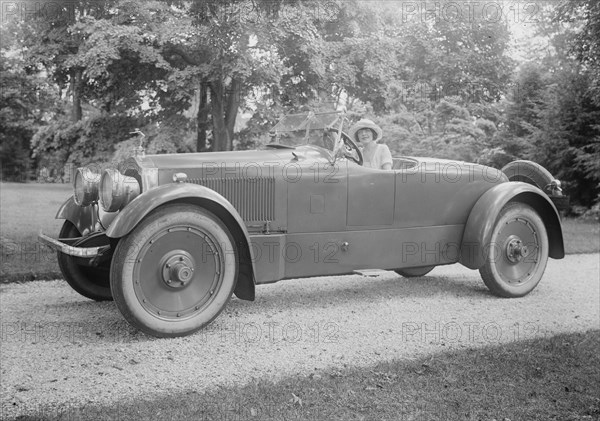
top-left (132, 226), bottom-right (224, 320)
top-left (505, 235), bottom-right (529, 263)
top-left (497, 217), bottom-right (539, 284)
top-left (161, 252), bottom-right (195, 288)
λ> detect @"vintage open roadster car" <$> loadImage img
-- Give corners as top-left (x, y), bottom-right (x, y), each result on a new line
top-left (40, 111), bottom-right (565, 337)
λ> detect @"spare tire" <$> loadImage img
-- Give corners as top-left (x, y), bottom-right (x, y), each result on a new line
top-left (501, 160), bottom-right (554, 193)
top-left (502, 160), bottom-right (569, 211)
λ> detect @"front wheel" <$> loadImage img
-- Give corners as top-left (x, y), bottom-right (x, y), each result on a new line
top-left (110, 204), bottom-right (238, 337)
top-left (57, 221), bottom-right (112, 301)
top-left (479, 202), bottom-right (549, 297)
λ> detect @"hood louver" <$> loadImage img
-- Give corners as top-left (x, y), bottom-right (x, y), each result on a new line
top-left (188, 177), bottom-right (275, 222)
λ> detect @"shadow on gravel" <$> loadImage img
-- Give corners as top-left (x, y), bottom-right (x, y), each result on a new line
top-left (12, 330), bottom-right (599, 421)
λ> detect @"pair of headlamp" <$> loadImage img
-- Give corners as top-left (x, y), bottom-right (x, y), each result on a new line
top-left (73, 167), bottom-right (140, 212)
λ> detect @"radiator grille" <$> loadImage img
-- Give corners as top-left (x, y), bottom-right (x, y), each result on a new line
top-left (188, 177), bottom-right (275, 221)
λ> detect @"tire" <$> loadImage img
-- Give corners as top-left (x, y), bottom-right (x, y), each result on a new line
top-left (395, 266), bottom-right (435, 278)
top-left (110, 204), bottom-right (238, 338)
top-left (501, 160), bottom-right (554, 192)
top-left (479, 202), bottom-right (549, 298)
top-left (57, 221), bottom-right (112, 301)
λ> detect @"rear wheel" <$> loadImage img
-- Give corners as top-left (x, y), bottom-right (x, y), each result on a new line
top-left (110, 205), bottom-right (237, 337)
top-left (395, 266), bottom-right (435, 278)
top-left (57, 221), bottom-right (112, 301)
top-left (479, 202), bottom-right (549, 297)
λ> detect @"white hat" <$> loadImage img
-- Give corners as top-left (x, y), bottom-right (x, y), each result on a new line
top-left (349, 119), bottom-right (383, 143)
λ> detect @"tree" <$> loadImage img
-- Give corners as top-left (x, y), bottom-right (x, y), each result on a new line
top-left (16, 1), bottom-right (118, 122)
top-left (557, 0), bottom-right (600, 105)
top-left (493, 1), bottom-right (600, 207)
top-left (11, 0), bottom-right (179, 171)
top-left (0, 42), bottom-right (60, 180)
top-left (152, 0), bottom-right (293, 151)
top-left (0, 61), bottom-right (37, 180)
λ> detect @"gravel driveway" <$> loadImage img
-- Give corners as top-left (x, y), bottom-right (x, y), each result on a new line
top-left (1, 253), bottom-right (599, 418)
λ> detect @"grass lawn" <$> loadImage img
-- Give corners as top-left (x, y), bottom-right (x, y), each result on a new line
top-left (561, 217), bottom-right (600, 254)
top-left (19, 330), bottom-right (600, 420)
top-left (1, 182), bottom-right (72, 279)
top-left (1, 181), bottom-right (599, 280)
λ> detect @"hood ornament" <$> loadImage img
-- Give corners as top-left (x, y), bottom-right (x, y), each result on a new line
top-left (130, 129), bottom-right (146, 157)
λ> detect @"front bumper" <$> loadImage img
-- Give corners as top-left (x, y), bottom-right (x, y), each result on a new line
top-left (38, 233), bottom-right (109, 258)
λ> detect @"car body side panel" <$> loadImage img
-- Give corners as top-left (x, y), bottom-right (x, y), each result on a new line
top-left (248, 234), bottom-right (286, 283)
top-left (459, 182), bottom-right (565, 269)
top-left (249, 225), bottom-right (464, 283)
top-left (393, 160), bottom-right (507, 228)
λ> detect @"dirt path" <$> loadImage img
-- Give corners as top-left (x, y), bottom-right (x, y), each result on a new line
top-left (1, 254), bottom-right (598, 418)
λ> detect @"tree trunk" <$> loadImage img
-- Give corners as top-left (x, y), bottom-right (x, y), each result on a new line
top-left (70, 69), bottom-right (82, 122)
top-left (224, 78), bottom-right (240, 148)
top-left (210, 82), bottom-right (229, 152)
top-left (197, 81), bottom-right (209, 152)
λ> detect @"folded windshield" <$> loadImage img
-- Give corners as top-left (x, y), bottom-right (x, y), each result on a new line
top-left (269, 111), bottom-right (342, 150)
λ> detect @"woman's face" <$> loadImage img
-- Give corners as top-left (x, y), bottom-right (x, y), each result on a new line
top-left (357, 128), bottom-right (374, 144)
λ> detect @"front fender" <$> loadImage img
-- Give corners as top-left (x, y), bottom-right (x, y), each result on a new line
top-left (459, 182), bottom-right (565, 269)
top-left (56, 196), bottom-right (95, 235)
top-left (106, 183), bottom-right (249, 240)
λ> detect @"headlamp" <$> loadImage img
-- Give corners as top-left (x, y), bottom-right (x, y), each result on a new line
top-left (73, 167), bottom-right (101, 206)
top-left (99, 168), bottom-right (140, 212)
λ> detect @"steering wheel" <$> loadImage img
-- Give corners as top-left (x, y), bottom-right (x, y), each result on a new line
top-left (327, 129), bottom-right (363, 166)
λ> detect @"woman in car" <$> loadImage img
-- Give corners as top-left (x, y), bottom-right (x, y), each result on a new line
top-left (349, 119), bottom-right (393, 170)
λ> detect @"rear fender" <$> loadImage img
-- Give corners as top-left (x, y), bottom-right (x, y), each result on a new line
top-left (105, 183), bottom-right (257, 301)
top-left (459, 182), bottom-right (565, 269)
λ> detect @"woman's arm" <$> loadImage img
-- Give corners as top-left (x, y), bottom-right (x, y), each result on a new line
top-left (379, 144), bottom-right (393, 170)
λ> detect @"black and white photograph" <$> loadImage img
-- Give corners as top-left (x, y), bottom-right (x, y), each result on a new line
top-left (1, 0), bottom-right (599, 419)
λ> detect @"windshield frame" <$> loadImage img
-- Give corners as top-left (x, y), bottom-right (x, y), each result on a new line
top-left (267, 111), bottom-right (345, 153)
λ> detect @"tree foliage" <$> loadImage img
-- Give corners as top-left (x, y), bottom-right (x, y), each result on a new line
top-left (1, 0), bottom-right (598, 207)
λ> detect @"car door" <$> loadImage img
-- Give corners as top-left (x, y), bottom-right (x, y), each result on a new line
top-left (286, 159), bottom-right (349, 233)
top-left (346, 165), bottom-right (395, 227)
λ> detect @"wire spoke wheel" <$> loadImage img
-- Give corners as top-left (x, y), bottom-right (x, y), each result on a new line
top-left (480, 202), bottom-right (549, 297)
top-left (111, 205), bottom-right (237, 337)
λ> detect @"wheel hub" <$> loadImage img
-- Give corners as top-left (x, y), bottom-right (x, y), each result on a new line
top-left (161, 251), bottom-right (195, 288)
top-left (506, 235), bottom-right (528, 263)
